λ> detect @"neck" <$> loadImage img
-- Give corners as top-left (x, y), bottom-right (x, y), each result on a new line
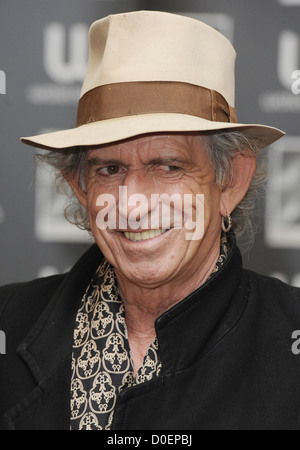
top-left (115, 240), bottom-right (221, 370)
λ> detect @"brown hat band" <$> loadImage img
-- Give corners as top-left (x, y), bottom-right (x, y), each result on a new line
top-left (76, 81), bottom-right (237, 127)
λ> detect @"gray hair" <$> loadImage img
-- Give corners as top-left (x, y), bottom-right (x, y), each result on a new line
top-left (202, 130), bottom-right (268, 248)
top-left (35, 130), bottom-right (268, 248)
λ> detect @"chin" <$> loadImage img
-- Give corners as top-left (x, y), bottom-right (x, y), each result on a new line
top-left (118, 260), bottom-right (176, 287)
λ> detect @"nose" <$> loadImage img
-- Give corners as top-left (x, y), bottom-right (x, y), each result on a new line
top-left (117, 170), bottom-right (153, 230)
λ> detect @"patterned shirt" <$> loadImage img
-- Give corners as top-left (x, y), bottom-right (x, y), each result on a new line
top-left (70, 236), bottom-right (229, 430)
top-left (70, 260), bottom-right (162, 430)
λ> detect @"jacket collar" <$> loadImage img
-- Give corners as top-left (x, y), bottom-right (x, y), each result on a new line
top-left (5, 244), bottom-right (103, 429)
top-left (155, 235), bottom-right (248, 375)
top-left (17, 244), bottom-right (103, 383)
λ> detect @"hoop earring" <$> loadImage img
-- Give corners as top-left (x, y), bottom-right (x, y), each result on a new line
top-left (222, 214), bottom-right (232, 233)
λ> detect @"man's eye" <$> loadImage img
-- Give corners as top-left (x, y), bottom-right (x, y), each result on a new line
top-left (153, 164), bottom-right (182, 175)
top-left (98, 165), bottom-right (122, 175)
top-left (161, 165), bottom-right (181, 173)
top-left (107, 165), bottom-right (121, 174)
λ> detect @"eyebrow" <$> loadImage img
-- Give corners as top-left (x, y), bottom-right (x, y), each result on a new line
top-left (86, 155), bottom-right (188, 167)
top-left (86, 157), bottom-right (125, 167)
top-left (148, 157), bottom-right (187, 166)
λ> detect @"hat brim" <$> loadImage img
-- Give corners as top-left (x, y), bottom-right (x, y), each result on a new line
top-left (21, 113), bottom-right (285, 150)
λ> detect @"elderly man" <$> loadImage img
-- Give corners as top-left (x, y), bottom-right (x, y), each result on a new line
top-left (1, 11), bottom-right (300, 431)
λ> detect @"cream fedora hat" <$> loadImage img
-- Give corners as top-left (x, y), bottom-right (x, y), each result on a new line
top-left (21, 10), bottom-right (284, 150)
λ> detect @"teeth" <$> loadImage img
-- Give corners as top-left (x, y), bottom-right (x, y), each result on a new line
top-left (124, 229), bottom-right (167, 241)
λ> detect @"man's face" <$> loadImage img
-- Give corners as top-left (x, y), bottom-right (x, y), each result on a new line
top-left (82, 133), bottom-right (222, 289)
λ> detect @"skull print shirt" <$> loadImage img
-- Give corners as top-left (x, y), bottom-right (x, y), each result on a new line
top-left (70, 259), bottom-right (162, 430)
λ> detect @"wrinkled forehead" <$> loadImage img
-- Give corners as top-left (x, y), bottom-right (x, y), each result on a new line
top-left (86, 132), bottom-right (207, 163)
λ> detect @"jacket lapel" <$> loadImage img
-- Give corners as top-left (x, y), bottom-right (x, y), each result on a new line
top-left (4, 244), bottom-right (103, 430)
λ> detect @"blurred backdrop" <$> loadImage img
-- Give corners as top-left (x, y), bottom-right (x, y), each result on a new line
top-left (0, 0), bottom-right (299, 286)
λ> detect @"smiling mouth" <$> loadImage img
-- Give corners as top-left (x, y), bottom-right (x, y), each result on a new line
top-left (122, 229), bottom-right (170, 242)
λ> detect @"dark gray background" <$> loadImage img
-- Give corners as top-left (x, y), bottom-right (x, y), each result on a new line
top-left (0, 0), bottom-right (299, 286)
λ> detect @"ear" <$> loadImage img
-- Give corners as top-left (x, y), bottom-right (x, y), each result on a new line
top-left (220, 153), bottom-right (257, 217)
top-left (64, 171), bottom-right (88, 209)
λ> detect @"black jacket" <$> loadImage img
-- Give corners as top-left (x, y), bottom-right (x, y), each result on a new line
top-left (1, 243), bottom-right (300, 430)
